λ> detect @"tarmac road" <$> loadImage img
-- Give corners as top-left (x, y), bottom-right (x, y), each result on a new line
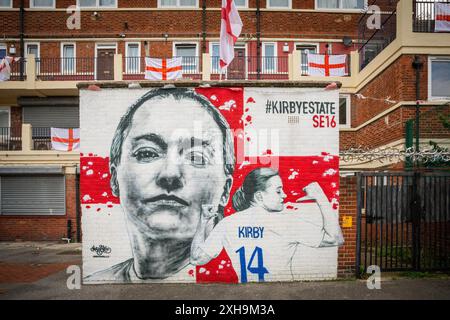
top-left (1, 242), bottom-right (449, 300)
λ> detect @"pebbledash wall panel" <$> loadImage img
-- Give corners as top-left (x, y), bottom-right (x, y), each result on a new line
top-left (80, 84), bottom-right (343, 284)
top-left (0, 175), bottom-right (66, 216)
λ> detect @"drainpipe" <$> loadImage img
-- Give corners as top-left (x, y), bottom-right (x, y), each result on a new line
top-left (201, 0), bottom-right (207, 54)
top-left (19, 0), bottom-right (25, 81)
top-left (75, 170), bottom-right (81, 242)
top-left (256, 0), bottom-right (261, 80)
top-left (412, 55), bottom-right (423, 155)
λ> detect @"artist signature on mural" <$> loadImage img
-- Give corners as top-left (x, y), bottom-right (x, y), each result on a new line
top-left (91, 244), bottom-right (111, 257)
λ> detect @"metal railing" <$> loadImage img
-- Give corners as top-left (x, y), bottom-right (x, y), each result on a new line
top-left (36, 57), bottom-right (96, 81)
top-left (32, 127), bottom-right (51, 150)
top-left (123, 56), bottom-right (202, 80)
top-left (0, 127), bottom-right (22, 151)
top-left (358, 5), bottom-right (397, 71)
top-left (211, 56), bottom-right (289, 80)
top-left (413, 0), bottom-right (450, 32)
top-left (9, 58), bottom-right (27, 81)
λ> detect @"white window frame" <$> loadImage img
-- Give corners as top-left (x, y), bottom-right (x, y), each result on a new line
top-left (339, 94), bottom-right (351, 128)
top-left (95, 43), bottom-right (117, 80)
top-left (266, 0), bottom-right (291, 9)
top-left (173, 42), bottom-right (199, 73)
top-left (125, 42), bottom-right (141, 74)
top-left (158, 0), bottom-right (199, 8)
top-left (428, 56), bottom-right (450, 101)
top-left (76, 0), bottom-right (118, 8)
top-left (0, 0), bottom-right (12, 8)
top-left (60, 43), bottom-right (76, 75)
top-left (30, 0), bottom-right (55, 8)
top-left (25, 42), bottom-right (40, 58)
top-left (315, 0), bottom-right (368, 12)
top-left (262, 42), bottom-right (278, 73)
top-left (0, 106), bottom-right (11, 128)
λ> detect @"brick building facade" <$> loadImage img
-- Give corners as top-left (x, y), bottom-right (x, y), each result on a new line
top-left (0, 0), bottom-right (449, 279)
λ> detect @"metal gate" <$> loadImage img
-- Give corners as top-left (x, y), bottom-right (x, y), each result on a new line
top-left (356, 171), bottom-right (450, 276)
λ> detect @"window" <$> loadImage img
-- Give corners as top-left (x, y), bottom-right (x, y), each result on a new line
top-left (296, 44), bottom-right (318, 75)
top-left (339, 95), bottom-right (351, 127)
top-left (126, 42), bottom-right (141, 74)
top-left (316, 0), bottom-right (366, 10)
top-left (0, 107), bottom-right (10, 127)
top-left (0, 0), bottom-right (12, 8)
top-left (210, 43), bottom-right (220, 73)
top-left (429, 57), bottom-right (450, 100)
top-left (0, 175), bottom-right (66, 216)
top-left (174, 43), bottom-right (198, 73)
top-left (78, 0), bottom-right (117, 7)
top-left (159, 0), bottom-right (198, 7)
top-left (0, 44), bottom-right (6, 59)
top-left (234, 0), bottom-right (247, 7)
top-left (30, 0), bottom-right (55, 8)
top-left (262, 43), bottom-right (277, 72)
top-left (25, 43), bottom-right (40, 74)
top-left (61, 43), bottom-right (75, 74)
top-left (267, 0), bottom-right (291, 8)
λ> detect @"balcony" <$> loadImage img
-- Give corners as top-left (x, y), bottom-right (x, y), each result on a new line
top-left (123, 56), bottom-right (202, 81)
top-left (0, 127), bottom-right (22, 151)
top-left (413, 0), bottom-right (450, 33)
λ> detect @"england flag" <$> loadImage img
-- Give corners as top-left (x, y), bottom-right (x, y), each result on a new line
top-left (145, 57), bottom-right (182, 80)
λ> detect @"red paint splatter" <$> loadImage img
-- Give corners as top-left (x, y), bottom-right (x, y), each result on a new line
top-left (246, 97), bottom-right (255, 103)
top-left (188, 269), bottom-right (194, 277)
top-left (96, 208), bottom-right (101, 212)
top-left (245, 115), bottom-right (252, 122)
top-left (244, 108), bottom-right (249, 112)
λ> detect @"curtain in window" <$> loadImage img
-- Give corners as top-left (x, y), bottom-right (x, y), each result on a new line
top-left (127, 44), bottom-right (140, 73)
top-left (33, 0), bottom-right (54, 6)
top-left (180, 0), bottom-right (196, 6)
top-left (431, 60), bottom-right (450, 98)
top-left (176, 45), bottom-right (197, 72)
top-left (317, 0), bottom-right (338, 8)
top-left (263, 44), bottom-right (276, 72)
top-left (269, 0), bottom-right (289, 7)
top-left (341, 0), bottom-right (364, 9)
top-left (63, 45), bottom-right (75, 74)
top-left (160, 0), bottom-right (177, 6)
top-left (0, 0), bottom-right (11, 7)
top-left (79, 0), bottom-right (96, 7)
top-left (211, 44), bottom-right (220, 73)
top-left (100, 0), bottom-right (116, 6)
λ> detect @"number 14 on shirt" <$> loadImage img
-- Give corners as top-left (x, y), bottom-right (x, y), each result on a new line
top-left (235, 246), bottom-right (269, 283)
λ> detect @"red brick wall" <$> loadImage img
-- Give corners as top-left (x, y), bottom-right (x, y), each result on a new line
top-left (10, 106), bottom-right (22, 132)
top-left (0, 174), bottom-right (79, 242)
top-left (354, 55), bottom-right (429, 128)
top-left (338, 175), bottom-right (357, 277)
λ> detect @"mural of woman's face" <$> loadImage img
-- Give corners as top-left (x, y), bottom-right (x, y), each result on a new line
top-left (258, 175), bottom-right (287, 212)
top-left (115, 96), bottom-right (228, 242)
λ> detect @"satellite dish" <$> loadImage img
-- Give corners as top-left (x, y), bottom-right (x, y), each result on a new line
top-left (343, 36), bottom-right (353, 47)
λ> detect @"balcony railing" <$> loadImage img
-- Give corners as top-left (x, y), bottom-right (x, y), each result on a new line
top-left (32, 127), bottom-right (52, 150)
top-left (9, 58), bottom-right (27, 81)
top-left (0, 127), bottom-right (22, 151)
top-left (123, 56), bottom-right (202, 80)
top-left (413, 0), bottom-right (450, 33)
top-left (358, 6), bottom-right (397, 71)
top-left (211, 56), bottom-right (289, 80)
top-left (36, 57), bottom-right (96, 81)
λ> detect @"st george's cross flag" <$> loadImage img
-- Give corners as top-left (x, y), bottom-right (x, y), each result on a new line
top-left (307, 53), bottom-right (347, 77)
top-left (435, 3), bottom-right (450, 32)
top-left (145, 57), bottom-right (182, 80)
top-left (51, 128), bottom-right (80, 152)
top-left (219, 0), bottom-right (243, 69)
top-left (0, 56), bottom-right (20, 81)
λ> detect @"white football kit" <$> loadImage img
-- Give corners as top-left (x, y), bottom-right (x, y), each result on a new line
top-left (198, 204), bottom-right (327, 283)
